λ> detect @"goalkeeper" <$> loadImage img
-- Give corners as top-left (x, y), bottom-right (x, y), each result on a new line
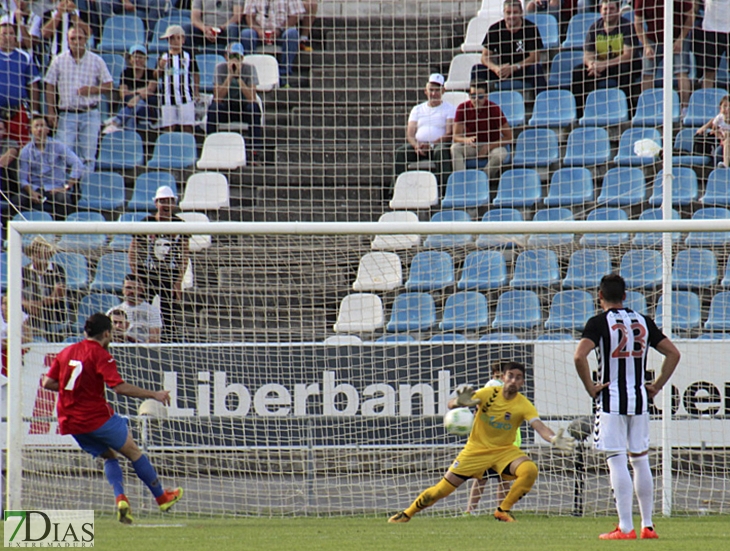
top-left (388, 361), bottom-right (575, 524)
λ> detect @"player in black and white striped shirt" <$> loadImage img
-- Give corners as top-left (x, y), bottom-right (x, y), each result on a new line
top-left (574, 274), bottom-right (680, 541)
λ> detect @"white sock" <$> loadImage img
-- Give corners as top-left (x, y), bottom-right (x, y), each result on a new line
top-left (607, 454), bottom-right (634, 533)
top-left (630, 454), bottom-right (654, 529)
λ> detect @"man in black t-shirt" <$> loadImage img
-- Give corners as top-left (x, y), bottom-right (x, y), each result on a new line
top-left (472, 0), bottom-right (546, 94)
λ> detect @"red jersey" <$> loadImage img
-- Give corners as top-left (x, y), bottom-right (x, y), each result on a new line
top-left (454, 99), bottom-right (508, 145)
top-left (46, 339), bottom-right (124, 435)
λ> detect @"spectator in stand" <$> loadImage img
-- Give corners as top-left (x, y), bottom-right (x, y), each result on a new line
top-left (298, 0), bottom-right (316, 51)
top-left (0, 1), bottom-right (43, 52)
top-left (128, 186), bottom-right (189, 344)
top-left (108, 275), bottom-right (162, 344)
top-left (75, 0), bottom-right (118, 40)
top-left (19, 115), bottom-right (83, 218)
top-left (1, 293), bottom-right (32, 375)
top-left (0, 20), bottom-right (39, 144)
top-left (21, 236), bottom-right (67, 340)
top-left (108, 308), bottom-right (132, 343)
top-left (0, 118), bottom-right (20, 209)
top-left (696, 95), bottom-right (730, 168)
top-left (207, 41), bottom-right (262, 157)
top-left (693, 0), bottom-right (730, 89)
top-left (473, 0), bottom-right (547, 96)
top-left (188, 0), bottom-right (243, 51)
top-left (154, 25), bottom-right (199, 133)
top-left (102, 44), bottom-right (157, 134)
top-left (119, 0), bottom-right (168, 33)
top-left (241, 0), bottom-right (305, 88)
top-left (571, 0), bottom-right (639, 118)
top-left (392, 73), bottom-right (455, 193)
top-left (41, 0), bottom-right (89, 59)
top-left (451, 80), bottom-right (512, 180)
top-left (633, 0), bottom-right (694, 114)
top-left (525, 0), bottom-right (561, 20)
top-left (44, 24), bottom-right (112, 172)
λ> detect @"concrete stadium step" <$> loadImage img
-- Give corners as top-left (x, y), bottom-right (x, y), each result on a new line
top-left (256, 184), bottom-right (384, 204)
top-left (266, 125), bottom-right (400, 148)
top-left (264, 87), bottom-right (421, 109)
top-left (234, 163), bottom-right (391, 186)
top-left (291, 108), bottom-right (405, 130)
top-left (312, 49), bottom-right (450, 68)
top-left (271, 145), bottom-right (393, 166)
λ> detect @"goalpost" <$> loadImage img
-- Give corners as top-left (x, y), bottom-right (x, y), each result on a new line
top-left (5, 219), bottom-right (730, 517)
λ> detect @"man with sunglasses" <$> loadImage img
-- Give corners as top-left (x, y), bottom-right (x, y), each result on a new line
top-left (450, 80), bottom-right (512, 179)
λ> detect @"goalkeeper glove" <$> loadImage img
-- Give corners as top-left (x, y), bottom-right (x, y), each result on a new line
top-left (550, 428), bottom-right (576, 452)
top-left (455, 384), bottom-right (479, 407)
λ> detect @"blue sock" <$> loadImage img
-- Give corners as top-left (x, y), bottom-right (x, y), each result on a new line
top-left (104, 459), bottom-right (125, 498)
top-left (131, 455), bottom-right (164, 498)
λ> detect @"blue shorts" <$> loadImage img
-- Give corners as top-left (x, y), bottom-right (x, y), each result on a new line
top-left (72, 414), bottom-right (129, 458)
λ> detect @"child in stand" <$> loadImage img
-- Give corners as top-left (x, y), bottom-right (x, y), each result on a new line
top-left (155, 25), bottom-right (199, 134)
top-left (464, 361), bottom-right (523, 514)
top-left (696, 96), bottom-right (730, 168)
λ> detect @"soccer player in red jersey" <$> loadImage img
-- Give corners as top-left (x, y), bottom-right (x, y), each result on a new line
top-left (42, 312), bottom-right (183, 524)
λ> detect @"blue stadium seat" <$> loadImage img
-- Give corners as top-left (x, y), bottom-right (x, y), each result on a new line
top-left (457, 250), bottom-right (508, 291)
top-left (632, 88), bottom-right (681, 126)
top-left (700, 168), bottom-right (730, 207)
top-left (427, 334), bottom-right (469, 343)
top-left (547, 50), bottom-right (584, 89)
top-left (526, 13), bottom-right (560, 49)
top-left (631, 207), bottom-right (681, 247)
top-left (544, 168), bottom-right (594, 207)
top-left (57, 212), bottom-right (107, 252)
top-left (562, 249), bottom-right (612, 289)
top-left (620, 249), bottom-right (663, 289)
top-left (537, 333), bottom-right (576, 341)
top-left (596, 167), bottom-right (647, 207)
top-left (580, 89), bottom-right (629, 126)
top-left (148, 14), bottom-right (192, 53)
top-left (563, 127), bottom-right (611, 166)
top-left (404, 251), bottom-right (455, 291)
top-left (89, 252), bottom-right (131, 293)
top-left (656, 291), bottom-right (702, 331)
top-left (489, 90), bottom-right (526, 127)
top-left (100, 53), bottom-right (124, 88)
top-left (493, 169), bottom-right (542, 208)
top-left (0, 251), bottom-right (30, 292)
top-left (108, 212), bottom-right (149, 252)
top-left (441, 170), bottom-right (490, 209)
top-left (127, 171), bottom-right (178, 211)
top-left (545, 290), bottom-right (595, 331)
top-left (51, 252), bottom-right (89, 292)
top-left (386, 292), bottom-right (437, 332)
top-left (562, 12), bottom-right (601, 49)
top-left (624, 291), bottom-right (647, 313)
top-left (683, 88), bottom-right (729, 127)
top-left (705, 292), bottom-right (730, 331)
top-left (422, 210), bottom-right (473, 249)
top-left (673, 128), bottom-right (712, 167)
top-left (648, 167), bottom-right (698, 207)
top-left (528, 90), bottom-right (576, 128)
top-left (77, 171), bottom-right (126, 211)
top-left (196, 53), bottom-right (226, 93)
top-left (74, 293), bottom-right (122, 332)
top-left (97, 130), bottom-right (144, 170)
top-left (528, 208), bottom-right (574, 247)
top-left (476, 208), bottom-right (524, 249)
top-left (510, 249), bottom-right (560, 288)
top-left (375, 334), bottom-right (417, 344)
top-left (147, 132), bottom-right (198, 169)
top-left (614, 128), bottom-right (662, 166)
top-left (98, 15), bottom-right (146, 53)
top-left (723, 256), bottom-right (730, 287)
top-left (439, 291), bottom-right (490, 331)
top-left (512, 128), bottom-right (559, 168)
top-left (11, 211), bottom-right (54, 247)
top-left (673, 249), bottom-right (718, 289)
top-left (479, 332), bottom-right (520, 341)
top-left (685, 208), bottom-right (730, 247)
top-left (580, 208), bottom-right (630, 247)
top-left (492, 290), bottom-right (542, 330)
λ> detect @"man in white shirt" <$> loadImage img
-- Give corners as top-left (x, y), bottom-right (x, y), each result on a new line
top-left (392, 73), bottom-right (456, 194)
top-left (107, 274), bottom-right (162, 344)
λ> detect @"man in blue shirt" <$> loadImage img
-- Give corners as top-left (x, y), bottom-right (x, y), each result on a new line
top-left (0, 21), bottom-right (39, 113)
top-left (19, 115), bottom-right (83, 218)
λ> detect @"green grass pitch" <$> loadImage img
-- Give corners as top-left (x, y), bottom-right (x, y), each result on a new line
top-left (82, 514), bottom-right (729, 550)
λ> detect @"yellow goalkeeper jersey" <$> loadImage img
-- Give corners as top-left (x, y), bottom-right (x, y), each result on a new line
top-left (463, 386), bottom-right (538, 452)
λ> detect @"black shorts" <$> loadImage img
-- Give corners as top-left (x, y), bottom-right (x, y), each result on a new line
top-left (693, 29), bottom-right (730, 73)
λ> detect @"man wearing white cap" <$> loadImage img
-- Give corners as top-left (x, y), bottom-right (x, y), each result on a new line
top-left (155, 25), bottom-right (199, 133)
top-left (128, 185), bottom-right (188, 343)
top-left (392, 73), bottom-right (455, 193)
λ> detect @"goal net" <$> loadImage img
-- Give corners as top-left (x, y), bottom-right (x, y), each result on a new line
top-left (1, 0), bottom-right (729, 521)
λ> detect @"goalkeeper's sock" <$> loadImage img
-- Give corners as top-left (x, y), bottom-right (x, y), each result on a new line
top-left (629, 454), bottom-right (654, 529)
top-left (404, 477), bottom-right (457, 518)
top-left (131, 455), bottom-right (164, 499)
top-left (104, 458), bottom-right (125, 498)
top-left (499, 460), bottom-right (537, 511)
top-left (607, 453), bottom-right (634, 533)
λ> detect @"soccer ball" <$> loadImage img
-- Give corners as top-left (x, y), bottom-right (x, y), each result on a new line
top-left (444, 407), bottom-right (474, 437)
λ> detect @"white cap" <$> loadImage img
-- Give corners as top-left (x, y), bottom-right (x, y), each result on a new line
top-left (154, 185), bottom-right (177, 201)
top-left (428, 73), bottom-right (445, 86)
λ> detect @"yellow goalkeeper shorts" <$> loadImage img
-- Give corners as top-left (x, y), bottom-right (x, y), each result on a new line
top-left (448, 445), bottom-right (527, 480)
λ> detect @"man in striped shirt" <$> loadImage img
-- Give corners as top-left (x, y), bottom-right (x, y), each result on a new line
top-left (574, 274), bottom-right (680, 540)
